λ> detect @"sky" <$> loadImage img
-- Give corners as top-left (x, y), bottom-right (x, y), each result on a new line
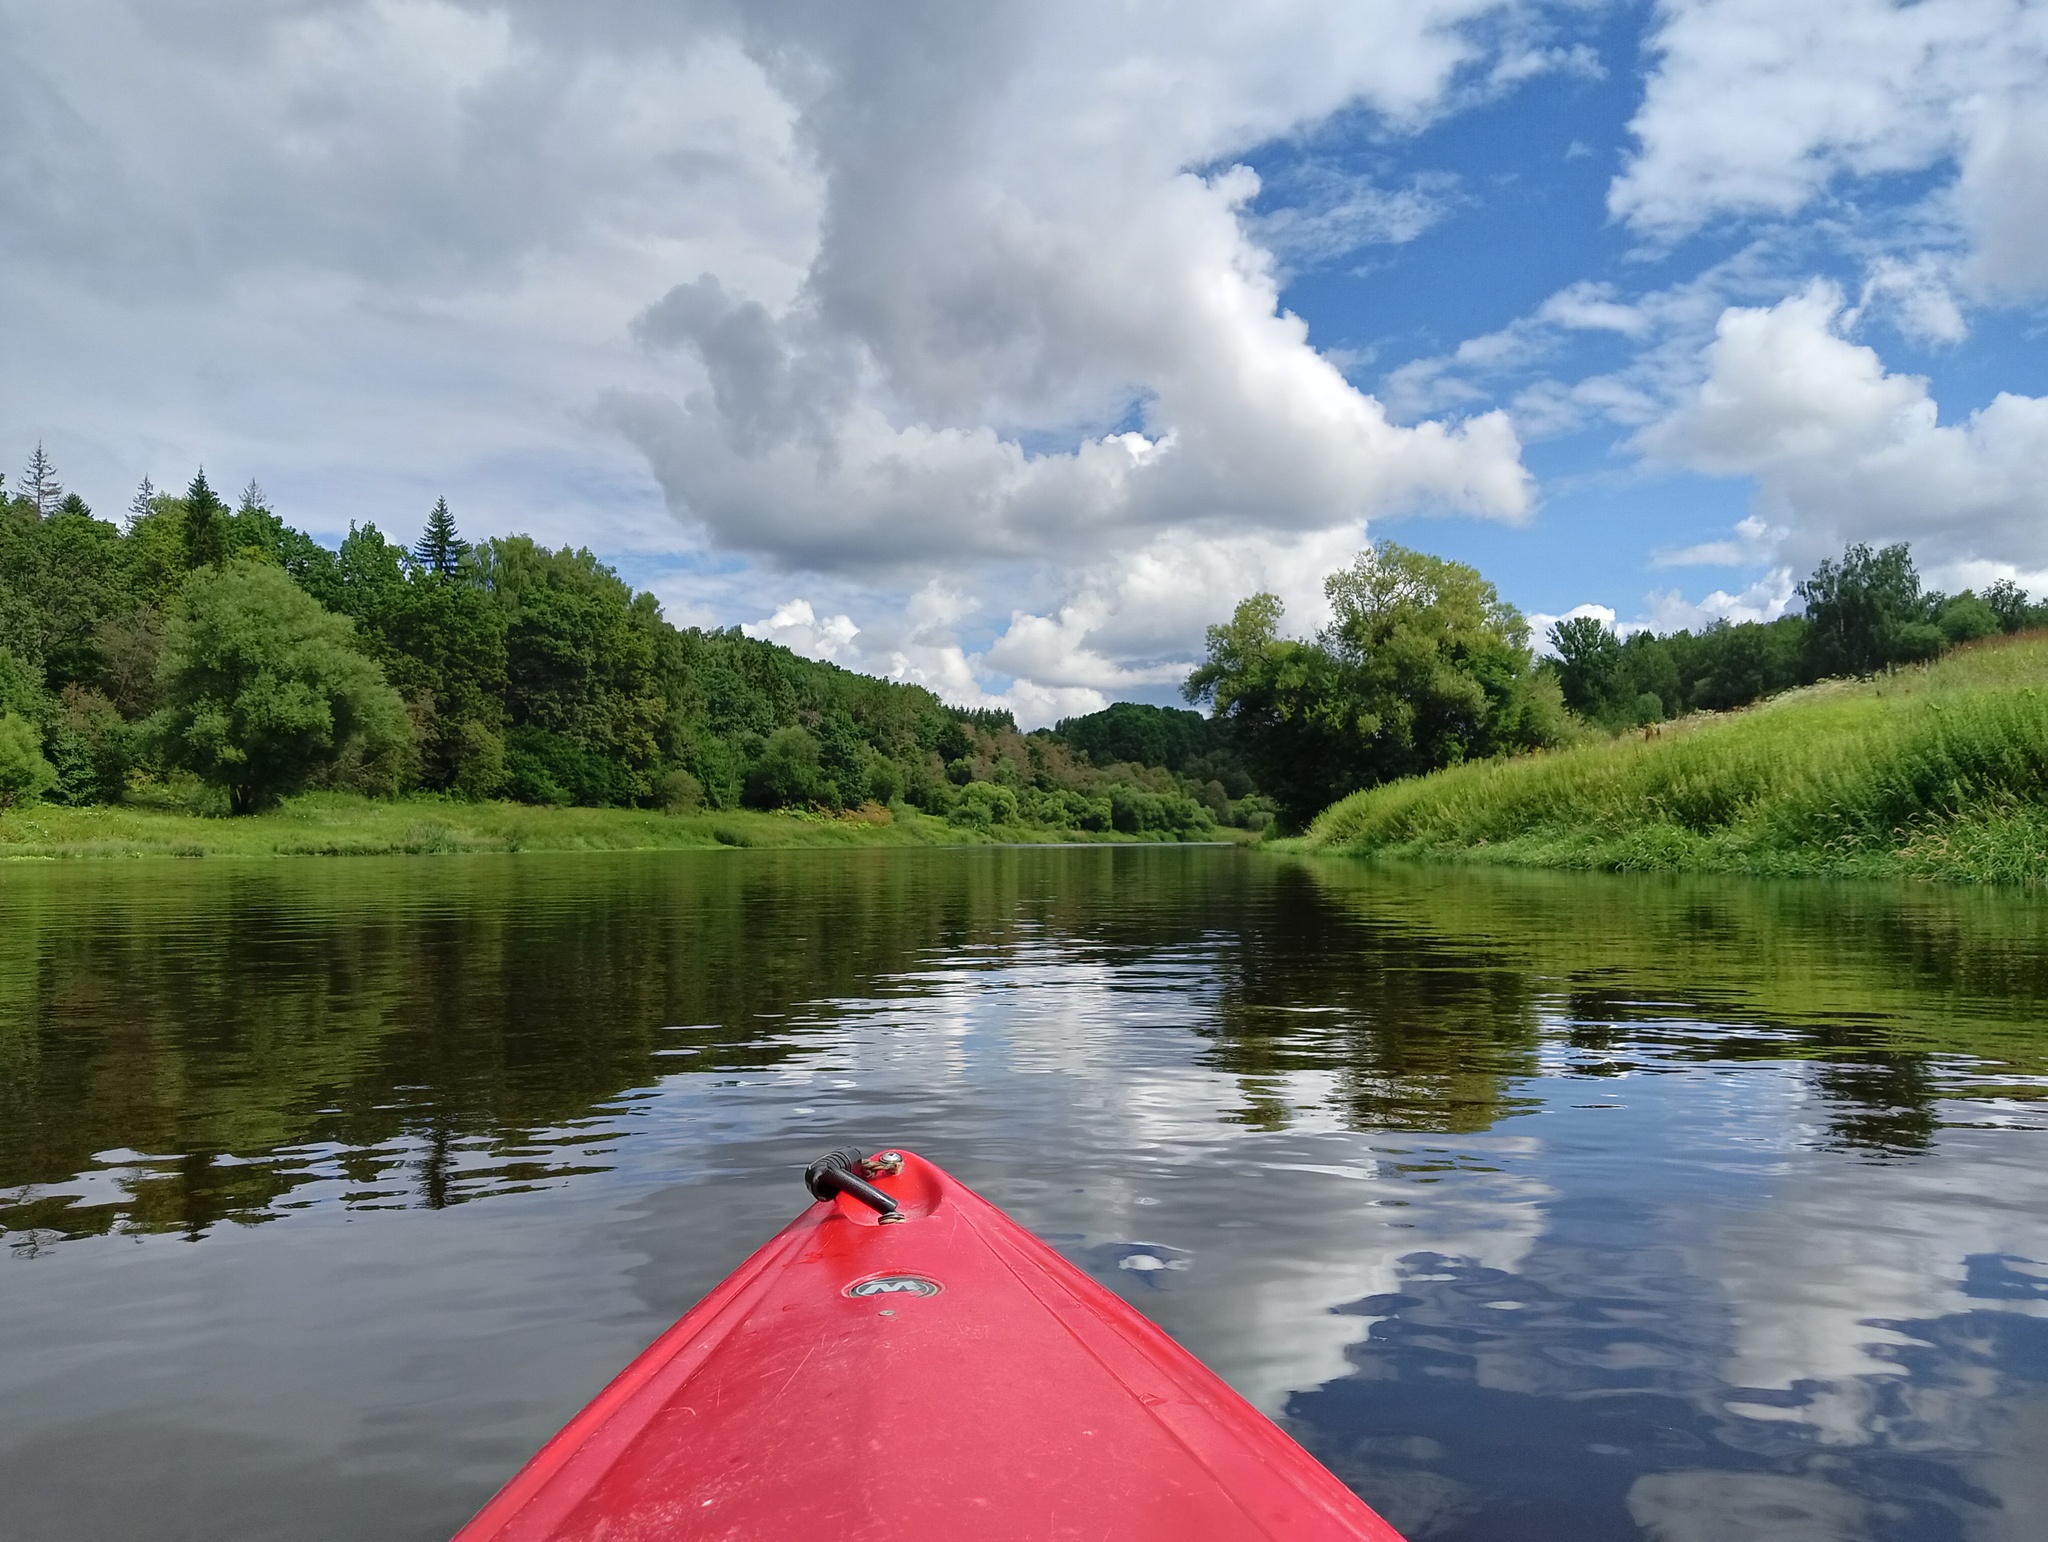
top-left (2, 0), bottom-right (2045, 724)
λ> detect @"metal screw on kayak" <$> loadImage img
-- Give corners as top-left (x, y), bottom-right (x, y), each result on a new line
top-left (805, 1146), bottom-right (900, 1217)
top-left (877, 1212), bottom-right (906, 1224)
top-left (863, 1151), bottom-right (905, 1177)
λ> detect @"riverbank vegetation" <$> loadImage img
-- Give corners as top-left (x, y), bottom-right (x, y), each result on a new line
top-left (10, 439), bottom-right (2043, 879)
top-left (1188, 535), bottom-right (2047, 836)
top-left (1303, 634), bottom-right (2048, 884)
top-left (0, 447), bottom-right (1266, 845)
top-left (0, 791), bottom-right (1250, 859)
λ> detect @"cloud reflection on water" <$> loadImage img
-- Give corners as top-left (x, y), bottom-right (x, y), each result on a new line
top-left (4, 852), bottom-right (2048, 1542)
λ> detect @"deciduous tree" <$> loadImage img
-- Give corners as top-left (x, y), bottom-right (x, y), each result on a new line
top-left (1798, 542), bottom-right (1940, 675)
top-left (1188, 544), bottom-right (1563, 828)
top-left (151, 561), bottom-right (409, 813)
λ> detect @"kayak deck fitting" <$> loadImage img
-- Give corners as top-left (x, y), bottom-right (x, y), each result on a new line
top-left (453, 1148), bottom-right (1404, 1540)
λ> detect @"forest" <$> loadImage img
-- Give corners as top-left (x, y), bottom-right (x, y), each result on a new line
top-left (3, 441), bottom-right (2039, 837)
top-left (0, 448), bottom-right (1262, 836)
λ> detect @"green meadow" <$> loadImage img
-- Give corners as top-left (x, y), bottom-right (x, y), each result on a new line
top-left (1304, 633), bottom-right (2048, 885)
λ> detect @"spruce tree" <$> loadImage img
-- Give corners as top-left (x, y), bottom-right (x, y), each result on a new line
top-left (128, 476), bottom-right (157, 531)
top-left (182, 469), bottom-right (230, 569)
top-left (412, 497), bottom-right (470, 578)
top-left (21, 442), bottom-right (62, 517)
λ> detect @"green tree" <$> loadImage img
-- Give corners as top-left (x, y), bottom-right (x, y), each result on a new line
top-left (93, 608), bottom-right (165, 718)
top-left (1186, 592), bottom-right (1358, 828)
top-left (1548, 615), bottom-right (1623, 716)
top-left (1981, 579), bottom-right (2042, 635)
top-left (151, 561), bottom-right (409, 813)
top-left (412, 498), bottom-right (470, 578)
top-left (181, 470), bottom-right (230, 570)
top-left (1687, 617), bottom-right (1808, 712)
top-left (329, 521), bottom-right (409, 620)
top-left (478, 537), bottom-right (665, 805)
top-left (1798, 542), bottom-right (1938, 675)
top-left (221, 484), bottom-right (342, 594)
top-left (372, 573), bottom-right (509, 797)
top-left (744, 725), bottom-right (831, 808)
top-left (48, 686), bottom-right (131, 804)
top-left (0, 710), bottom-right (55, 807)
top-left (1319, 542), bottom-right (1561, 778)
top-left (0, 645), bottom-right (49, 724)
top-left (0, 497), bottom-right (132, 688)
top-left (1935, 592), bottom-right (2002, 645)
top-left (1054, 701), bottom-right (1227, 773)
top-left (124, 493), bottom-right (195, 606)
top-left (0, 641), bottom-right (58, 805)
top-left (1188, 543), bottom-right (1561, 828)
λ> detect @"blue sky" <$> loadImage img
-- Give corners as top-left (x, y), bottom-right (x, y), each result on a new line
top-left (3, 0), bottom-right (2045, 721)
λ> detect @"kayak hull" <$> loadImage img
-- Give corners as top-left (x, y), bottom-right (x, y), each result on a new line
top-left (454, 1151), bottom-right (1401, 1541)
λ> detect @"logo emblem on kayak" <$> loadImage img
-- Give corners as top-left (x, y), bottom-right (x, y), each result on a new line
top-left (845, 1274), bottom-right (943, 1298)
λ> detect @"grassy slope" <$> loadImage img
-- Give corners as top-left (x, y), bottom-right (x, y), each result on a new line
top-left (0, 794), bottom-right (1245, 860)
top-left (1304, 633), bottom-right (2048, 885)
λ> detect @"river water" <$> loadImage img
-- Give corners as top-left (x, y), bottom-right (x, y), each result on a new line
top-left (2, 847), bottom-right (2046, 1541)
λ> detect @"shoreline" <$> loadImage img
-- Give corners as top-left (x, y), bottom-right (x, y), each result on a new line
top-left (1272, 810), bottom-right (2048, 888)
top-left (0, 795), bottom-right (1258, 861)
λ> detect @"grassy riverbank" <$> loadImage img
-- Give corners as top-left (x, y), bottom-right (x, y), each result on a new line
top-left (0, 793), bottom-right (1245, 859)
top-left (1303, 633), bottom-right (2048, 885)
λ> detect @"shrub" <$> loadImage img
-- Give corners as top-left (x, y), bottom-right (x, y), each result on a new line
top-left (503, 743), bottom-right (573, 805)
top-left (0, 710), bottom-right (56, 808)
top-left (661, 768), bottom-right (705, 813)
top-left (1107, 784), bottom-right (1212, 835)
top-left (1937, 594), bottom-right (2002, 645)
top-left (949, 782), bottom-right (1020, 828)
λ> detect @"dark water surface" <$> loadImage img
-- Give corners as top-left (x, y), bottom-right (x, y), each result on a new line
top-left (4, 848), bottom-right (2048, 1541)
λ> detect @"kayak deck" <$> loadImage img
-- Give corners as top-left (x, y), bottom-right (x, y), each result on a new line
top-left (454, 1150), bottom-right (1402, 1541)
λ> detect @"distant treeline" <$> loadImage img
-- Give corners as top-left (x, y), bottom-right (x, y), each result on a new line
top-left (0, 447), bottom-right (1268, 833)
top-left (1548, 541), bottom-right (2045, 731)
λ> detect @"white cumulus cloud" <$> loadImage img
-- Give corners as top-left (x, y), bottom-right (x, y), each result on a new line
top-left (1644, 568), bottom-right (1798, 632)
top-left (607, 0), bottom-right (1543, 575)
top-left (743, 599), bottom-right (860, 662)
top-left (1612, 0), bottom-right (2048, 300)
top-left (1641, 283), bottom-right (2048, 578)
top-left (594, 0), bottom-right (1552, 711)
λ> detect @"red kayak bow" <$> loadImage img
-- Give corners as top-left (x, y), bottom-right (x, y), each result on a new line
top-left (453, 1148), bottom-right (1403, 1541)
